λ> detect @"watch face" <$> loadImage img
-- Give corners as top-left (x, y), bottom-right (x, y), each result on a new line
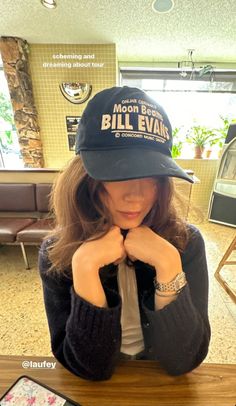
top-left (176, 272), bottom-right (186, 290)
top-left (154, 272), bottom-right (187, 292)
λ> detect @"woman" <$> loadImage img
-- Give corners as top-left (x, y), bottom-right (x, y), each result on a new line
top-left (39, 86), bottom-right (210, 381)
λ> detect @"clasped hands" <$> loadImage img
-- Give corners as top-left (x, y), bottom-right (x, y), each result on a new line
top-left (74, 225), bottom-right (183, 281)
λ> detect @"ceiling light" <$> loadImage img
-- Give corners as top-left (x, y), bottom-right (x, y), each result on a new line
top-left (41, 0), bottom-right (57, 9)
top-left (152, 0), bottom-right (174, 13)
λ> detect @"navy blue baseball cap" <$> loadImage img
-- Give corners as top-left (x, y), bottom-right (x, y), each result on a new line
top-left (75, 86), bottom-right (193, 183)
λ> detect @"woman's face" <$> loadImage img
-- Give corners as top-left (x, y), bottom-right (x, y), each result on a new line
top-left (100, 177), bottom-right (158, 229)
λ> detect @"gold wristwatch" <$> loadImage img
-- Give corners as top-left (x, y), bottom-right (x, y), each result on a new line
top-left (154, 271), bottom-right (187, 293)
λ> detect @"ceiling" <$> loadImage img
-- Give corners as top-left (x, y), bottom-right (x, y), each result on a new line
top-left (1, 0), bottom-right (236, 64)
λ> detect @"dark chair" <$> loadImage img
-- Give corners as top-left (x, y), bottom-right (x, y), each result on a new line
top-left (0, 183), bottom-right (37, 266)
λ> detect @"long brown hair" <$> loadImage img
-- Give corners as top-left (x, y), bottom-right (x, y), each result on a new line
top-left (45, 155), bottom-right (190, 275)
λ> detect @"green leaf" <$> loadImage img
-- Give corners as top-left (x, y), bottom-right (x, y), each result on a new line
top-left (0, 92), bottom-right (14, 125)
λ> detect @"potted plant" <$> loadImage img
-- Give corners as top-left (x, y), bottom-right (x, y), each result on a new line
top-left (205, 132), bottom-right (223, 158)
top-left (171, 127), bottom-right (183, 158)
top-left (214, 115), bottom-right (236, 156)
top-left (186, 125), bottom-right (217, 159)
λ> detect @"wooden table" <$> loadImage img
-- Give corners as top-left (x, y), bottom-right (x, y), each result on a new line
top-left (0, 355), bottom-right (235, 406)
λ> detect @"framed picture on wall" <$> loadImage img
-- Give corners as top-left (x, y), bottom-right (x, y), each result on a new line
top-left (68, 133), bottom-right (76, 151)
top-left (66, 116), bottom-right (81, 133)
top-left (66, 116), bottom-right (81, 151)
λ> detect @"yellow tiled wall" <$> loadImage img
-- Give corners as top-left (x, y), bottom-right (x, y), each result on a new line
top-left (29, 44), bottom-right (117, 168)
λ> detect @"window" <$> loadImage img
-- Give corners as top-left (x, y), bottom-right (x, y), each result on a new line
top-left (0, 56), bottom-right (23, 168)
top-left (121, 69), bottom-right (236, 159)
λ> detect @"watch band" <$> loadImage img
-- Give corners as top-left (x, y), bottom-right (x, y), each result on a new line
top-left (154, 271), bottom-right (187, 293)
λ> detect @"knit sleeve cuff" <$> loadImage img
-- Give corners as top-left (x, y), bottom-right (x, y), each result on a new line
top-left (69, 286), bottom-right (121, 338)
top-left (143, 285), bottom-right (199, 335)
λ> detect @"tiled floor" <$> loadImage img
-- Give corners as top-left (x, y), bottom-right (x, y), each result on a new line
top-left (0, 221), bottom-right (235, 363)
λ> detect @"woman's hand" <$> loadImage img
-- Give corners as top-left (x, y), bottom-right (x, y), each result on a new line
top-left (124, 226), bottom-right (183, 282)
top-left (72, 225), bottom-right (126, 272)
top-left (72, 226), bottom-right (126, 307)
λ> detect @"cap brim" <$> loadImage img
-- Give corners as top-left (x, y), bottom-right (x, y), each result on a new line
top-left (80, 148), bottom-right (194, 183)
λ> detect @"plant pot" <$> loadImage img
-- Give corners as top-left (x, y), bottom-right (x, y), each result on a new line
top-left (205, 149), bottom-right (212, 158)
top-left (194, 146), bottom-right (204, 159)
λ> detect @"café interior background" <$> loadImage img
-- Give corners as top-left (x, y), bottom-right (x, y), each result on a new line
top-left (0, 41), bottom-right (223, 212)
top-left (29, 43), bottom-right (117, 168)
top-left (0, 0), bottom-right (235, 362)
